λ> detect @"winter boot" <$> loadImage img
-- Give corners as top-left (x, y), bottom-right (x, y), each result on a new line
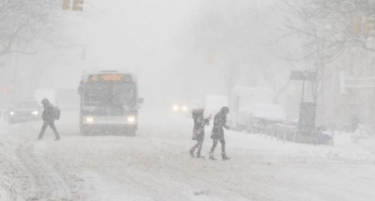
top-left (209, 152), bottom-right (216, 160)
top-left (189, 149), bottom-right (195, 158)
top-left (196, 152), bottom-right (205, 159)
top-left (221, 153), bottom-right (231, 161)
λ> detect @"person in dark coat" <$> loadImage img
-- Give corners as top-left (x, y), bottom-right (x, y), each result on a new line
top-left (189, 109), bottom-right (211, 158)
top-left (209, 106), bottom-right (230, 161)
top-left (37, 98), bottom-right (60, 140)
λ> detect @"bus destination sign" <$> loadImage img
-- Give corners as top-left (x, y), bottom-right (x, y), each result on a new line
top-left (89, 74), bottom-right (132, 82)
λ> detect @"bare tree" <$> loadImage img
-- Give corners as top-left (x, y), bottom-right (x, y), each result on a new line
top-left (279, 0), bottom-right (375, 62)
top-left (0, 0), bottom-right (62, 57)
top-left (279, 0), bottom-right (375, 126)
top-left (189, 1), bottom-right (288, 98)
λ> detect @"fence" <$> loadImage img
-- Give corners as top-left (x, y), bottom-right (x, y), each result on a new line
top-left (257, 123), bottom-right (299, 143)
top-left (250, 121), bottom-right (334, 145)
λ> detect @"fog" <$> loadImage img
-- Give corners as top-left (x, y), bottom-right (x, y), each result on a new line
top-left (1, 1), bottom-right (375, 201)
top-left (1, 0), bottom-right (297, 107)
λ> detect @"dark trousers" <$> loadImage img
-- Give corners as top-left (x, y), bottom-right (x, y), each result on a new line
top-left (210, 139), bottom-right (225, 153)
top-left (191, 140), bottom-right (203, 155)
top-left (190, 134), bottom-right (204, 155)
top-left (38, 121), bottom-right (60, 139)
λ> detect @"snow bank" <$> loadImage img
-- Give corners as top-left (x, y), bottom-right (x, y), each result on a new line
top-left (226, 130), bottom-right (375, 165)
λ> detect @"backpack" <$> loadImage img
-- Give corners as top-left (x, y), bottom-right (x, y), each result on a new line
top-left (54, 107), bottom-right (61, 120)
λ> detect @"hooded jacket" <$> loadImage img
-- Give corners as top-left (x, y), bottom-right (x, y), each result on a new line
top-left (42, 99), bottom-right (55, 122)
top-left (211, 107), bottom-right (229, 140)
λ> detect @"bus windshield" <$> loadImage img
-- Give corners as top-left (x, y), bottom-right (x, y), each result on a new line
top-left (83, 82), bottom-right (136, 107)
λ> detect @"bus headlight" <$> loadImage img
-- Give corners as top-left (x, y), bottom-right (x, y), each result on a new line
top-left (86, 117), bottom-right (94, 122)
top-left (32, 111), bottom-right (39, 115)
top-left (127, 116), bottom-right (136, 123)
top-left (10, 111), bottom-right (15, 116)
top-left (172, 105), bottom-right (179, 112)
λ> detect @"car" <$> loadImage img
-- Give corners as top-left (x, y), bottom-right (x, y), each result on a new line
top-left (7, 100), bottom-right (42, 124)
top-left (171, 103), bottom-right (189, 113)
top-left (171, 98), bottom-right (207, 118)
top-left (246, 103), bottom-right (288, 133)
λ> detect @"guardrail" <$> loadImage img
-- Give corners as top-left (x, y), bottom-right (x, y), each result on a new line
top-left (249, 120), bottom-right (334, 145)
top-left (257, 123), bottom-right (299, 143)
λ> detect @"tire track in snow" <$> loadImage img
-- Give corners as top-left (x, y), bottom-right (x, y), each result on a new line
top-left (16, 140), bottom-right (72, 201)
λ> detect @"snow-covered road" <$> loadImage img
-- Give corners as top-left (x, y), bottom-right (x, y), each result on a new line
top-left (1, 108), bottom-right (375, 201)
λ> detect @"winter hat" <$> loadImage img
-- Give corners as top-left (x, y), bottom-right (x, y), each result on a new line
top-left (220, 106), bottom-right (229, 114)
top-left (41, 98), bottom-right (50, 105)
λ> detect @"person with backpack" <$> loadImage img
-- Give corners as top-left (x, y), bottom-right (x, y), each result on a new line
top-left (209, 106), bottom-right (230, 161)
top-left (37, 98), bottom-right (60, 140)
top-left (189, 109), bottom-right (211, 158)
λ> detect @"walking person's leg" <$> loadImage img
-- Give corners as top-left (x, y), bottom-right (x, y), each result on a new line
top-left (209, 139), bottom-right (218, 160)
top-left (37, 121), bottom-right (49, 139)
top-left (220, 139), bottom-right (226, 153)
top-left (220, 139), bottom-right (230, 161)
top-left (49, 121), bottom-right (60, 140)
top-left (196, 139), bottom-right (204, 158)
top-left (189, 142), bottom-right (199, 158)
top-left (210, 139), bottom-right (218, 152)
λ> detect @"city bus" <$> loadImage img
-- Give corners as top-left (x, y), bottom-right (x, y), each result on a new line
top-left (78, 70), bottom-right (143, 136)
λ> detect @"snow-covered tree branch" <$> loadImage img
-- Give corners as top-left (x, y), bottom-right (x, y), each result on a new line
top-left (0, 0), bottom-right (62, 56)
top-left (281, 0), bottom-right (375, 61)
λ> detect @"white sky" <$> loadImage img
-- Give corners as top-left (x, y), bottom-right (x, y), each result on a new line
top-left (78, 0), bottom-right (202, 72)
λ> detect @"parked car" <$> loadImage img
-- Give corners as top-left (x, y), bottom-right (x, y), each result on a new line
top-left (246, 103), bottom-right (287, 133)
top-left (7, 100), bottom-right (42, 124)
top-left (230, 87), bottom-right (274, 130)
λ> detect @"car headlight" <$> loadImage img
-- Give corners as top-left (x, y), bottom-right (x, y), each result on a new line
top-left (86, 117), bottom-right (94, 122)
top-left (32, 111), bottom-right (38, 115)
top-left (10, 111), bottom-right (15, 116)
top-left (172, 105), bottom-right (179, 112)
top-left (182, 106), bottom-right (188, 112)
top-left (127, 116), bottom-right (136, 123)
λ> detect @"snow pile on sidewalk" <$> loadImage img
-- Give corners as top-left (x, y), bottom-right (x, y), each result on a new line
top-left (228, 130), bottom-right (375, 165)
top-left (0, 125), bottom-right (25, 201)
top-left (335, 132), bottom-right (375, 156)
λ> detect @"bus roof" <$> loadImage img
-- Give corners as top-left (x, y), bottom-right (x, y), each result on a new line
top-left (82, 69), bottom-right (135, 76)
